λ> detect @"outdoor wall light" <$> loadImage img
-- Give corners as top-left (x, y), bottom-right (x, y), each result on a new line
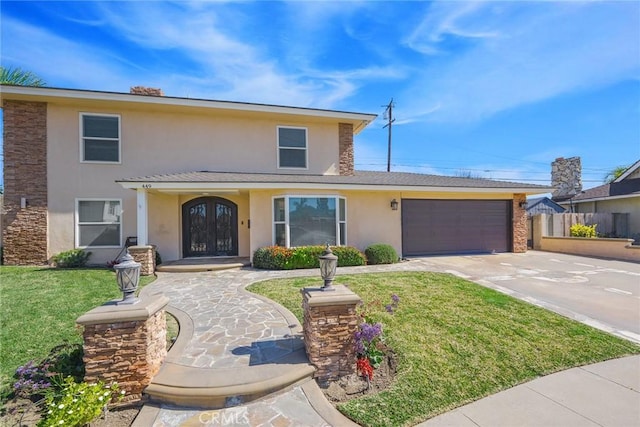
top-left (390, 199), bottom-right (399, 211)
top-left (114, 250), bottom-right (141, 305)
top-left (318, 244), bottom-right (338, 291)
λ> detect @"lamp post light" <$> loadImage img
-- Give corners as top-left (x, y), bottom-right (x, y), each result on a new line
top-left (114, 251), bottom-right (141, 305)
top-left (318, 244), bottom-right (338, 291)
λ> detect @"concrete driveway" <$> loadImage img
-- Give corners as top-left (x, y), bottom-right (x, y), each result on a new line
top-left (410, 251), bottom-right (640, 344)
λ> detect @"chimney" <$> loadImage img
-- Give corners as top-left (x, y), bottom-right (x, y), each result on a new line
top-left (130, 86), bottom-right (164, 96)
top-left (551, 156), bottom-right (582, 201)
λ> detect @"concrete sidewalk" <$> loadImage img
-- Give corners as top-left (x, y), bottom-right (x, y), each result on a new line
top-left (420, 355), bottom-right (640, 427)
top-left (131, 259), bottom-right (640, 426)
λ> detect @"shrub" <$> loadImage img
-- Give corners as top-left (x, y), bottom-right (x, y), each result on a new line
top-left (570, 223), bottom-right (597, 238)
top-left (252, 245), bottom-right (366, 270)
top-left (51, 249), bottom-right (91, 268)
top-left (39, 377), bottom-right (124, 427)
top-left (365, 243), bottom-right (399, 265)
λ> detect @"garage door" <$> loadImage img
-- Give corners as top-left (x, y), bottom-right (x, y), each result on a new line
top-left (402, 199), bottom-right (511, 256)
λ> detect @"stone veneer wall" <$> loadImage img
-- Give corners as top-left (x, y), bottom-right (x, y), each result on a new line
top-left (128, 245), bottom-right (156, 276)
top-left (81, 306), bottom-right (167, 402)
top-left (301, 286), bottom-right (361, 383)
top-left (338, 123), bottom-right (354, 176)
top-left (513, 193), bottom-right (527, 253)
top-left (551, 156), bottom-right (582, 201)
top-left (2, 100), bottom-right (48, 265)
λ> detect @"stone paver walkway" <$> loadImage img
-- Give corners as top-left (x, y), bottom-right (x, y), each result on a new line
top-left (133, 255), bottom-right (640, 426)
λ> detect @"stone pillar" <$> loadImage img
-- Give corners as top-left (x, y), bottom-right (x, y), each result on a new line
top-left (338, 123), bottom-right (354, 176)
top-left (301, 285), bottom-right (361, 383)
top-left (2, 100), bottom-right (48, 265)
top-left (513, 193), bottom-right (527, 253)
top-left (76, 294), bottom-right (169, 403)
top-left (128, 245), bottom-right (156, 276)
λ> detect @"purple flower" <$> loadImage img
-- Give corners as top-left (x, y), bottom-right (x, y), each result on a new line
top-left (391, 294), bottom-right (400, 304)
top-left (385, 304), bottom-right (394, 313)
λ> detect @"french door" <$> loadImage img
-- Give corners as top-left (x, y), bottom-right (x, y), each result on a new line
top-left (182, 197), bottom-right (238, 257)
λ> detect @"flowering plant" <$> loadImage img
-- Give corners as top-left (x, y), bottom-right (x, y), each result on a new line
top-left (354, 294), bottom-right (400, 379)
top-left (38, 377), bottom-right (124, 427)
top-left (13, 360), bottom-right (52, 398)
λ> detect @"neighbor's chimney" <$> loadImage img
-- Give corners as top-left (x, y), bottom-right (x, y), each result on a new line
top-left (130, 86), bottom-right (164, 96)
top-left (551, 156), bottom-right (582, 201)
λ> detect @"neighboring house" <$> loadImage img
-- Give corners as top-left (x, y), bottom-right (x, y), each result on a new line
top-left (559, 160), bottom-right (640, 239)
top-left (525, 197), bottom-right (566, 215)
top-left (1, 85), bottom-right (551, 267)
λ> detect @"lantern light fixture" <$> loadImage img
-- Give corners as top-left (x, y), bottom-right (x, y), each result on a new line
top-left (114, 251), bottom-right (141, 305)
top-left (318, 244), bottom-right (338, 292)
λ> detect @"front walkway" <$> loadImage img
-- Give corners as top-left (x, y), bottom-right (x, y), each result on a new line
top-left (132, 256), bottom-right (640, 426)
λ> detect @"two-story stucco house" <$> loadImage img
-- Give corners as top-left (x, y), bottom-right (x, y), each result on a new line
top-left (1, 85), bottom-right (551, 271)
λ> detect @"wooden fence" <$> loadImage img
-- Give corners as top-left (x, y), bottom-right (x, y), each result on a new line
top-left (531, 213), bottom-right (629, 238)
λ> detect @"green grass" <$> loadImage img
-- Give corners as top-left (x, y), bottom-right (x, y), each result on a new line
top-left (0, 266), bottom-right (155, 396)
top-left (247, 272), bottom-right (640, 427)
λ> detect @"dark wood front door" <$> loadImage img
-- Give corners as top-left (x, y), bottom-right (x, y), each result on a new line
top-left (182, 197), bottom-right (238, 257)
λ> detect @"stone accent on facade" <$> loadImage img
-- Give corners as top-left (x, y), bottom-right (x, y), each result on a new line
top-left (338, 123), bottom-right (354, 176)
top-left (129, 245), bottom-right (156, 276)
top-left (551, 157), bottom-right (582, 201)
top-left (2, 100), bottom-right (48, 265)
top-left (77, 295), bottom-right (170, 403)
top-left (301, 285), bottom-right (361, 383)
top-left (130, 86), bottom-right (164, 96)
top-left (513, 193), bottom-right (527, 253)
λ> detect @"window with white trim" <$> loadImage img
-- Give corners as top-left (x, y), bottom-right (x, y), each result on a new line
top-left (273, 196), bottom-right (346, 247)
top-left (76, 199), bottom-right (122, 247)
top-left (80, 113), bottom-right (121, 163)
top-left (277, 126), bottom-right (307, 169)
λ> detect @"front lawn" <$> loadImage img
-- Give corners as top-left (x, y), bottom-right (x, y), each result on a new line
top-left (0, 267), bottom-right (155, 397)
top-left (247, 272), bottom-right (640, 427)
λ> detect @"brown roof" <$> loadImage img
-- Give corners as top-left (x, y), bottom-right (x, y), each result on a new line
top-left (572, 178), bottom-right (640, 202)
top-left (117, 170), bottom-right (551, 191)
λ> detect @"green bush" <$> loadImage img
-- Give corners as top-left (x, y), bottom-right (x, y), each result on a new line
top-left (51, 249), bottom-right (91, 268)
top-left (570, 223), bottom-right (597, 238)
top-left (39, 377), bottom-right (124, 427)
top-left (253, 245), bottom-right (366, 270)
top-left (365, 243), bottom-right (399, 265)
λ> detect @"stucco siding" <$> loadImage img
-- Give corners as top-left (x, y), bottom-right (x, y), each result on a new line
top-left (45, 102), bottom-right (344, 264)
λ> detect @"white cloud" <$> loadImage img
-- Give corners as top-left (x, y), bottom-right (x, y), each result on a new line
top-left (401, 1), bottom-right (640, 123)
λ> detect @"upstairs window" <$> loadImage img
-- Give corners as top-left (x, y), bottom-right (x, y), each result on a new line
top-left (81, 113), bottom-right (120, 163)
top-left (277, 126), bottom-right (307, 169)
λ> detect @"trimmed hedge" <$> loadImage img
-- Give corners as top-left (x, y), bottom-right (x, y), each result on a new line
top-left (365, 243), bottom-right (399, 265)
top-left (253, 245), bottom-right (366, 270)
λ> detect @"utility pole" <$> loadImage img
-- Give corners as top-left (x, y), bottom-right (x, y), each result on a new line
top-left (383, 98), bottom-right (395, 172)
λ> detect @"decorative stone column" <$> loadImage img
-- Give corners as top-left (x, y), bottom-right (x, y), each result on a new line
top-left (76, 294), bottom-right (169, 403)
top-left (301, 285), bottom-right (361, 383)
top-left (128, 245), bottom-right (156, 276)
top-left (513, 194), bottom-right (528, 253)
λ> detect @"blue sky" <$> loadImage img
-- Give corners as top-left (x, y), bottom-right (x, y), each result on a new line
top-left (1, 1), bottom-right (639, 189)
